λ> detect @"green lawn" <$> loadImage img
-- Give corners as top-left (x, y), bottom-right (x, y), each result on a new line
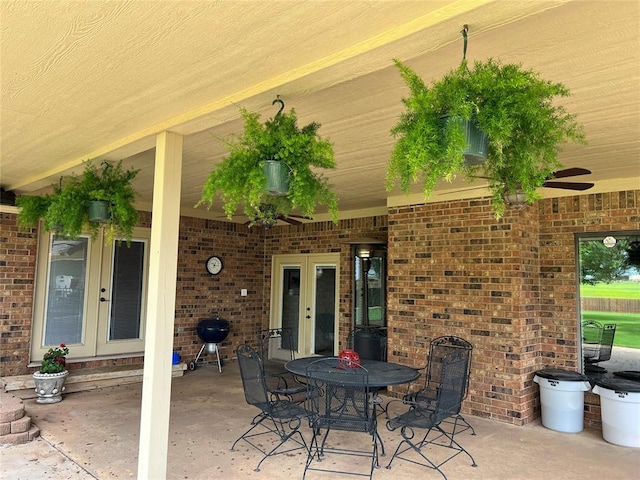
top-left (581, 311), bottom-right (640, 349)
top-left (580, 281), bottom-right (639, 349)
top-left (581, 281), bottom-right (640, 299)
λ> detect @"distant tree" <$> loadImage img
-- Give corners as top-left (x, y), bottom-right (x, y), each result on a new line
top-left (580, 239), bottom-right (630, 285)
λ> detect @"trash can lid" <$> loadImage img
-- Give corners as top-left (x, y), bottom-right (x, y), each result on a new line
top-left (535, 368), bottom-right (588, 381)
top-left (613, 370), bottom-right (640, 382)
top-left (595, 377), bottom-right (640, 393)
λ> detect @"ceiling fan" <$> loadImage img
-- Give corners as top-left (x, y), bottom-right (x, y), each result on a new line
top-left (246, 212), bottom-right (312, 228)
top-left (534, 167), bottom-right (594, 191)
top-left (217, 203), bottom-right (312, 227)
top-left (443, 167), bottom-right (595, 195)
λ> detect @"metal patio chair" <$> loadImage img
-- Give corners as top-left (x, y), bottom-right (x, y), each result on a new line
top-left (303, 357), bottom-right (379, 480)
top-left (231, 343), bottom-right (309, 472)
top-left (403, 336), bottom-right (475, 437)
top-left (385, 349), bottom-right (477, 479)
top-left (582, 320), bottom-right (617, 373)
top-left (258, 327), bottom-right (308, 402)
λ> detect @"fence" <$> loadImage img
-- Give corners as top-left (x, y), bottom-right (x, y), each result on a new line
top-left (581, 298), bottom-right (640, 314)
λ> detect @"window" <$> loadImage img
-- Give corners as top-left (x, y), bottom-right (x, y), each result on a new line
top-left (577, 232), bottom-right (640, 379)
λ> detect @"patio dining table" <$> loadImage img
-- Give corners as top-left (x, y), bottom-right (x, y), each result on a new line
top-left (285, 356), bottom-right (419, 389)
top-left (285, 356), bottom-right (420, 456)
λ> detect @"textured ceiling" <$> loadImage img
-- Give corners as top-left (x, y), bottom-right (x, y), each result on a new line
top-left (1, 0), bottom-right (639, 223)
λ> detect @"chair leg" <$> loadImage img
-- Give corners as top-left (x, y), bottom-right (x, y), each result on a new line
top-left (232, 414), bottom-right (308, 472)
top-left (303, 427), bottom-right (380, 480)
top-left (254, 422), bottom-right (307, 472)
top-left (450, 413), bottom-right (476, 436)
top-left (230, 412), bottom-right (268, 452)
top-left (372, 396), bottom-right (386, 456)
top-left (386, 431), bottom-right (449, 480)
top-left (386, 425), bottom-right (476, 479)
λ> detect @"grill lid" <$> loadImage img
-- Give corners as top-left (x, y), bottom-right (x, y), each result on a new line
top-left (196, 317), bottom-right (230, 344)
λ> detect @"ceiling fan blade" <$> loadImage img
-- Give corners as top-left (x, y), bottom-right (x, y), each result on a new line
top-left (549, 167), bottom-right (591, 179)
top-left (542, 181), bottom-right (595, 191)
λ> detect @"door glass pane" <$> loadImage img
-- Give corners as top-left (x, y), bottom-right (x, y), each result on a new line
top-left (109, 240), bottom-right (145, 341)
top-left (354, 255), bottom-right (386, 327)
top-left (281, 267), bottom-right (300, 351)
top-left (314, 265), bottom-right (336, 355)
top-left (44, 237), bottom-right (88, 346)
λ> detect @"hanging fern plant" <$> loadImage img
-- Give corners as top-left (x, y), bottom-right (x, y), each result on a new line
top-left (198, 98), bottom-right (339, 226)
top-left (16, 160), bottom-right (140, 243)
top-left (387, 26), bottom-right (586, 217)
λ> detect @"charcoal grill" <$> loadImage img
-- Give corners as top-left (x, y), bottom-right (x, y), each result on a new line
top-left (189, 317), bottom-right (230, 373)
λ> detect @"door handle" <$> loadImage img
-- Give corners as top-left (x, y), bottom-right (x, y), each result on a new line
top-left (100, 297), bottom-right (109, 302)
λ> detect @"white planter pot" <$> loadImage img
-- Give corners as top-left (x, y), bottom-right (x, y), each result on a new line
top-left (33, 370), bottom-right (69, 404)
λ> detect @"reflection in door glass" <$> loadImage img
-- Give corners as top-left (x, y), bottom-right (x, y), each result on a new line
top-left (44, 237), bottom-right (88, 346)
top-left (354, 256), bottom-right (385, 327)
top-left (578, 235), bottom-right (640, 380)
top-left (281, 267), bottom-right (300, 351)
top-left (314, 266), bottom-right (336, 355)
top-left (109, 240), bottom-right (145, 340)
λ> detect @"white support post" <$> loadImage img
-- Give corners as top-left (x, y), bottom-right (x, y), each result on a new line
top-left (137, 131), bottom-right (183, 479)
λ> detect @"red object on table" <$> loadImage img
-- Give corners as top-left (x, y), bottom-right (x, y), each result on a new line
top-left (338, 349), bottom-right (361, 369)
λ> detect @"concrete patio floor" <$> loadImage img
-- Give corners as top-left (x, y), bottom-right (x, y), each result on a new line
top-left (2, 360), bottom-right (639, 480)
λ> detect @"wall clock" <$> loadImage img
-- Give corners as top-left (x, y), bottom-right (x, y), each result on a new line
top-left (206, 256), bottom-right (223, 275)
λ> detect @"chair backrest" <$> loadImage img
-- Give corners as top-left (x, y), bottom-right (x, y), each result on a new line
top-left (582, 321), bottom-right (616, 363)
top-left (582, 320), bottom-right (603, 360)
top-left (418, 349), bottom-right (468, 425)
top-left (426, 336), bottom-right (472, 399)
top-left (305, 357), bottom-right (375, 434)
top-left (236, 343), bottom-right (271, 411)
top-left (597, 324), bottom-right (616, 362)
top-left (258, 327), bottom-right (297, 361)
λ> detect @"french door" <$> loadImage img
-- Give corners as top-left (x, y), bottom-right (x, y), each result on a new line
top-left (270, 253), bottom-right (339, 359)
top-left (31, 227), bottom-right (150, 361)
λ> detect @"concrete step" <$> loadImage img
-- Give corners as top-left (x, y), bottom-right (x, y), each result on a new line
top-left (2, 363), bottom-right (187, 399)
top-left (0, 425), bottom-right (40, 445)
top-left (0, 392), bottom-right (39, 445)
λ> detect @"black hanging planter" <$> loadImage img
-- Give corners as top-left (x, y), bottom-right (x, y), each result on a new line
top-left (443, 115), bottom-right (489, 166)
top-left (88, 200), bottom-right (111, 223)
top-left (262, 159), bottom-right (289, 196)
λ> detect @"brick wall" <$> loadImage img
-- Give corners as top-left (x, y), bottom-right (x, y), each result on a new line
top-left (0, 212), bottom-right (37, 376)
top-left (386, 199), bottom-right (543, 424)
top-left (0, 212), bottom-right (267, 375)
top-left (0, 211), bottom-right (388, 375)
top-left (538, 191), bottom-right (640, 428)
top-left (173, 216), bottom-right (266, 364)
top-left (386, 190), bottom-right (640, 426)
top-left (2, 190), bottom-right (638, 428)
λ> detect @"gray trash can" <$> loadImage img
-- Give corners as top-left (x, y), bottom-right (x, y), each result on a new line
top-left (533, 368), bottom-right (590, 433)
top-left (592, 377), bottom-right (640, 447)
top-left (353, 327), bottom-right (387, 361)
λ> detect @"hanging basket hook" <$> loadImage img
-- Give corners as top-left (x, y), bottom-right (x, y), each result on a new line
top-left (460, 24), bottom-right (469, 61)
top-left (272, 95), bottom-right (285, 116)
